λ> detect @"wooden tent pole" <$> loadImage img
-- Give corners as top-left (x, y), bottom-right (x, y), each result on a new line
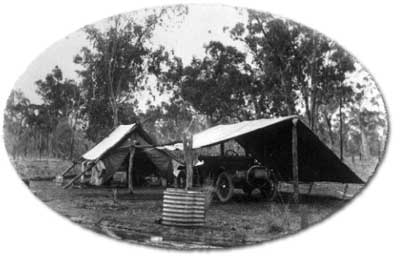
top-left (292, 118), bottom-right (299, 204)
top-left (308, 182), bottom-right (313, 195)
top-left (59, 162), bottom-right (77, 177)
top-left (63, 162), bottom-right (95, 189)
top-left (183, 133), bottom-right (193, 189)
top-left (128, 144), bottom-right (136, 194)
top-left (342, 183), bottom-right (349, 200)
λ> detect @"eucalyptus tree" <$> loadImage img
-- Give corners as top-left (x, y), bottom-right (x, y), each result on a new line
top-left (178, 41), bottom-right (254, 124)
top-left (230, 10), bottom-right (301, 117)
top-left (4, 90), bottom-right (31, 158)
top-left (73, 6), bottom-right (188, 141)
top-left (35, 65), bottom-right (80, 156)
top-left (228, 10), bottom-right (359, 159)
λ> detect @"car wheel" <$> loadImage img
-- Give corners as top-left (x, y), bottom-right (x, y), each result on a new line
top-left (215, 171), bottom-right (234, 203)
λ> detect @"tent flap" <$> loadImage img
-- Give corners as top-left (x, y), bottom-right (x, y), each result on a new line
top-left (135, 135), bottom-right (172, 177)
top-left (101, 149), bottom-right (130, 182)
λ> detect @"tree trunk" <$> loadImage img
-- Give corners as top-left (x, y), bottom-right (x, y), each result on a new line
top-left (339, 86), bottom-right (343, 161)
top-left (111, 100), bottom-right (119, 128)
top-left (323, 111), bottom-right (335, 148)
top-left (69, 128), bottom-right (75, 160)
top-left (304, 89), bottom-right (312, 127)
top-left (309, 33), bottom-right (318, 132)
top-left (377, 139), bottom-right (381, 161)
top-left (250, 93), bottom-right (261, 119)
top-left (279, 68), bottom-right (294, 116)
top-left (39, 131), bottom-right (42, 159)
top-left (107, 29), bottom-right (121, 129)
top-left (360, 128), bottom-right (370, 159)
top-left (46, 131), bottom-right (50, 158)
top-left (50, 132), bottom-right (54, 158)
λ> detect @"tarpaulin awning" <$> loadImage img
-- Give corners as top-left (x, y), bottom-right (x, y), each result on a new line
top-left (192, 116), bottom-right (296, 149)
top-left (190, 116), bottom-right (364, 184)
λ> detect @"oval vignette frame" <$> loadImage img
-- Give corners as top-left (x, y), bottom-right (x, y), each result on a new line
top-left (3, 3), bottom-right (389, 250)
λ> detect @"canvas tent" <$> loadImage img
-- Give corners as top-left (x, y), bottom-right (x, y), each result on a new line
top-left (189, 115), bottom-right (364, 184)
top-left (80, 123), bottom-right (173, 185)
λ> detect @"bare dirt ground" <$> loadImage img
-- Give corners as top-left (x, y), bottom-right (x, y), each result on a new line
top-left (10, 157), bottom-right (377, 249)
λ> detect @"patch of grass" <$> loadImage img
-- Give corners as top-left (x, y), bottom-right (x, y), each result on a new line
top-left (12, 158), bottom-right (370, 248)
top-left (10, 158), bottom-right (80, 179)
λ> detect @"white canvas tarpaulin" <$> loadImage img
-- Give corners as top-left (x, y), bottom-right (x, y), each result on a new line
top-left (192, 116), bottom-right (296, 149)
top-left (82, 124), bottom-right (136, 160)
top-left (170, 115), bottom-right (363, 184)
top-left (80, 123), bottom-right (176, 185)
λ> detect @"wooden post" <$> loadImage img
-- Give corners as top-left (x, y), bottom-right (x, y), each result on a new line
top-left (339, 84), bottom-right (344, 161)
top-left (342, 183), bottom-right (349, 200)
top-left (183, 133), bottom-right (193, 190)
top-left (292, 118), bottom-right (299, 204)
top-left (308, 183), bottom-right (313, 195)
top-left (220, 142), bottom-right (225, 157)
top-left (63, 162), bottom-right (94, 189)
top-left (59, 162), bottom-right (77, 177)
top-left (128, 145), bottom-right (136, 194)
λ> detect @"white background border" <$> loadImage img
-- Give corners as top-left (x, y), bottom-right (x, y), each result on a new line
top-left (0, 0), bottom-right (398, 260)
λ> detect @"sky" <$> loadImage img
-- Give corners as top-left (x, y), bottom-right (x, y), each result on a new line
top-left (13, 5), bottom-right (246, 105)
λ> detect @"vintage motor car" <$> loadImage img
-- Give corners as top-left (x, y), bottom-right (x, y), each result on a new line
top-left (193, 147), bottom-right (277, 203)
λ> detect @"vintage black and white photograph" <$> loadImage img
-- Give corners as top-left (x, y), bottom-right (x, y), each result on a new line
top-left (3, 4), bottom-right (388, 249)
